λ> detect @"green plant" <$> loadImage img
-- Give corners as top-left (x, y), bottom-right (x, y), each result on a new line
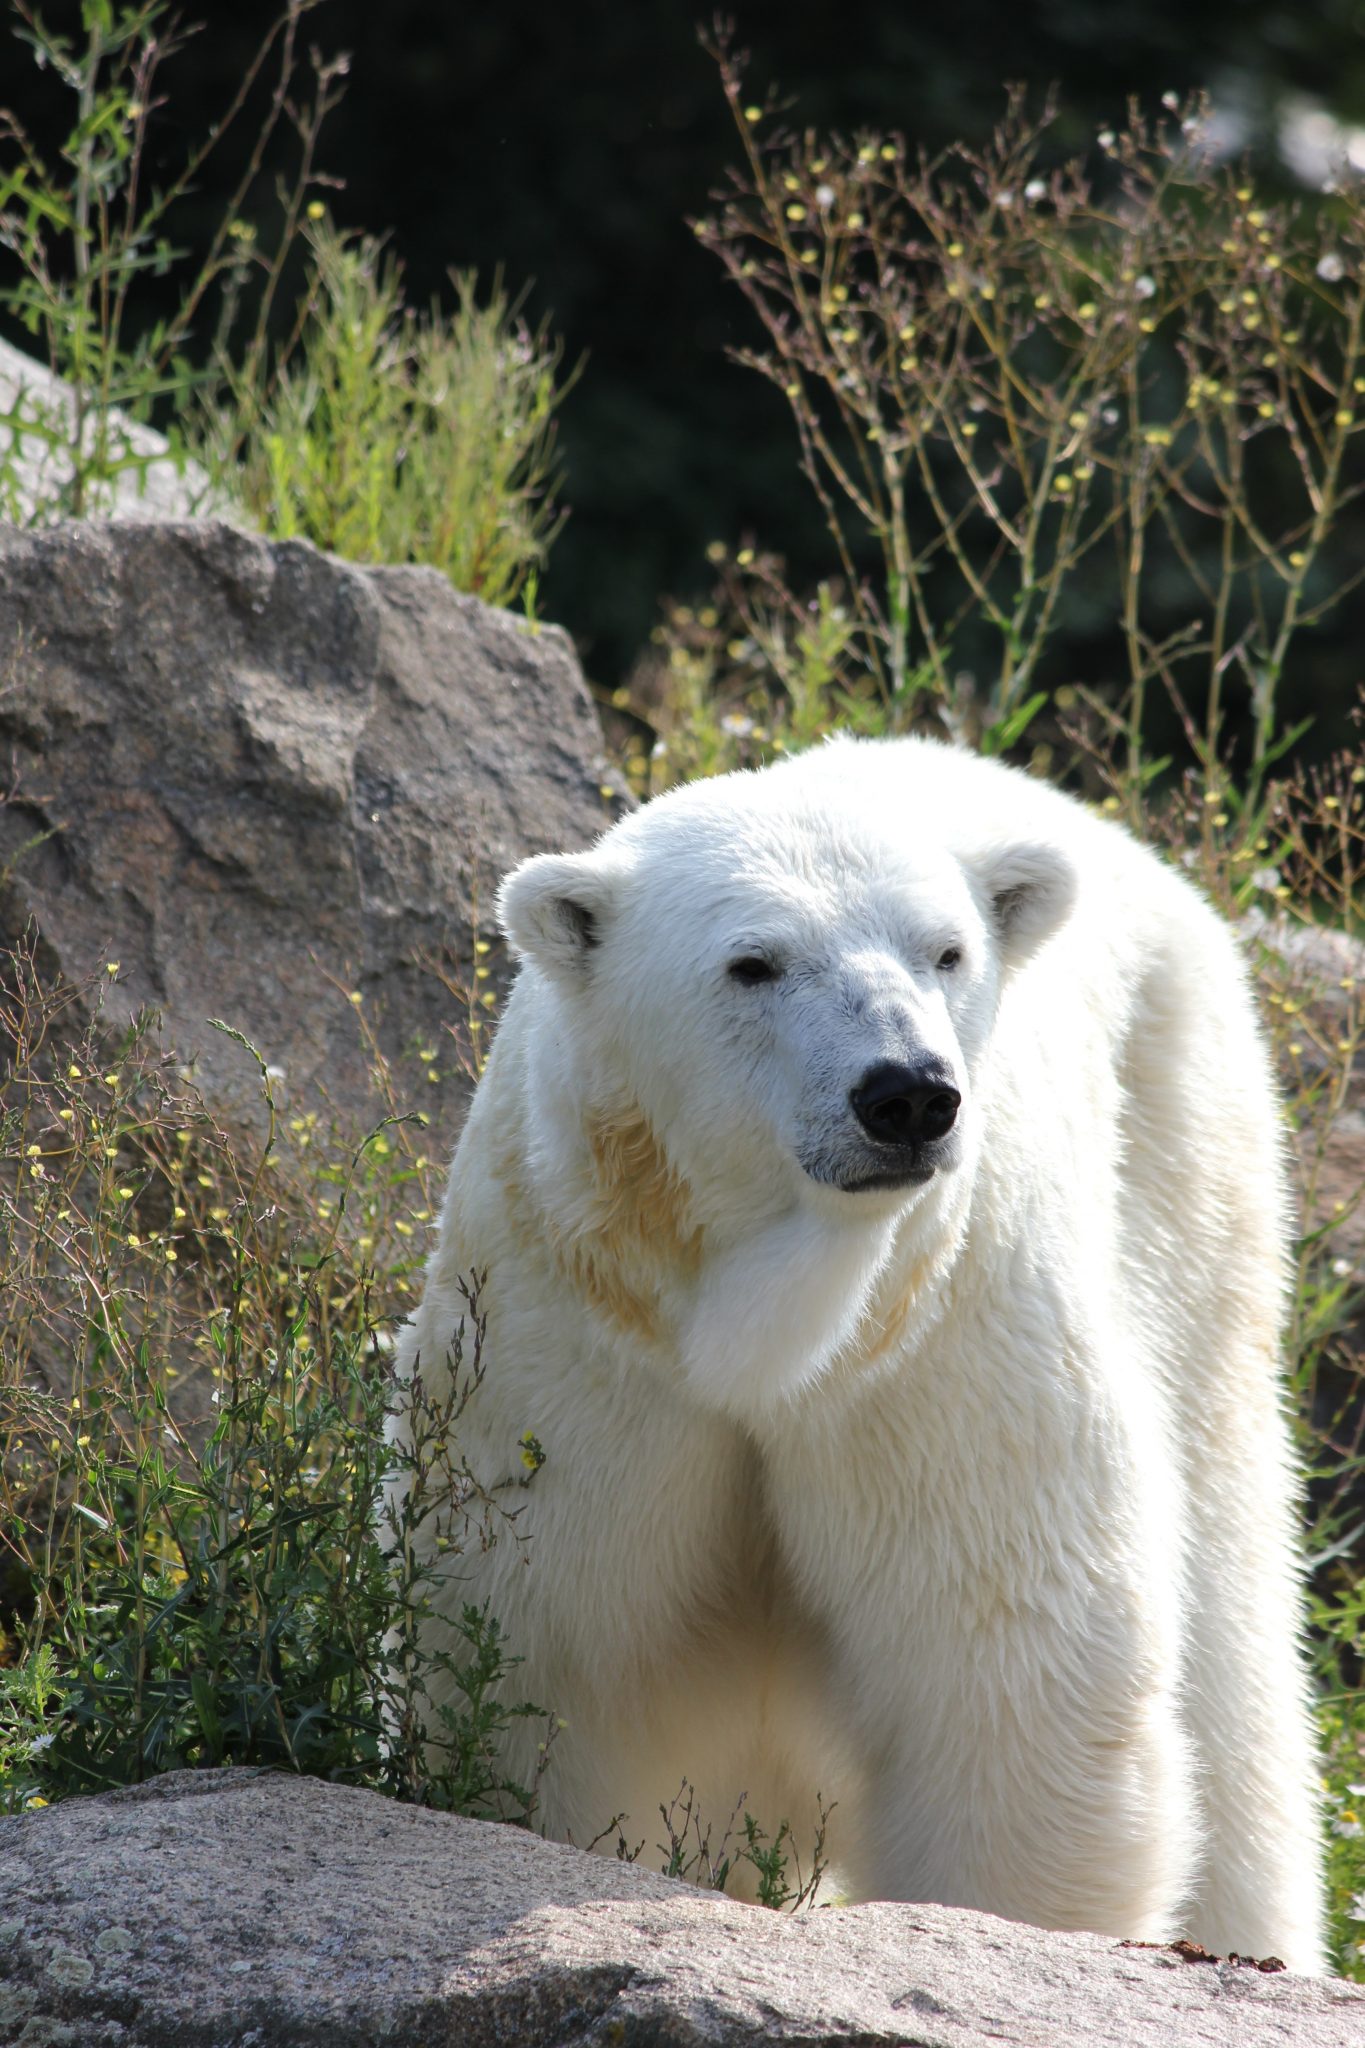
top-left (591, 1777), bottom-right (833, 1909)
top-left (0, 0), bottom-right (341, 520)
top-left (211, 224), bottom-right (574, 610)
top-left (621, 37), bottom-right (1365, 812)
top-left (0, 937), bottom-right (550, 1822)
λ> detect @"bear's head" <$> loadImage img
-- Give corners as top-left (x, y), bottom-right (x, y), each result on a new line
top-left (496, 741), bottom-right (1076, 1417)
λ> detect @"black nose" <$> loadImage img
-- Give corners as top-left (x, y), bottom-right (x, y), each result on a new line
top-left (850, 1061), bottom-right (961, 1147)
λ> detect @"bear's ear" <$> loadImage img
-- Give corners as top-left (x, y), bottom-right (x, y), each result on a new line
top-left (497, 849), bottom-right (627, 982)
top-left (973, 839), bottom-right (1077, 966)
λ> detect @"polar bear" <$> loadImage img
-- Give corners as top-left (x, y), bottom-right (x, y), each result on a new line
top-left (392, 735), bottom-right (1326, 1973)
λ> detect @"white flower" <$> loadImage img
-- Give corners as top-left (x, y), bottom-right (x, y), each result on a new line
top-left (815, 183), bottom-right (835, 211)
top-left (1162, 90), bottom-right (1180, 111)
top-left (1097, 129), bottom-right (1116, 150)
top-left (1333, 1258), bottom-right (1353, 1278)
top-left (28, 1732), bottom-right (55, 1755)
top-left (1135, 274), bottom-right (1157, 299)
top-left (1024, 178), bottom-right (1047, 203)
top-left (1251, 866), bottom-right (1282, 892)
top-left (1317, 251), bottom-right (1346, 283)
top-left (996, 190), bottom-right (1014, 209)
top-left (1332, 1814), bottom-right (1363, 1838)
top-left (720, 712), bottom-right (756, 738)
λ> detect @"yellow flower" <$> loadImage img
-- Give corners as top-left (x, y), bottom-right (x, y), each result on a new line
top-left (519, 1431), bottom-right (546, 1472)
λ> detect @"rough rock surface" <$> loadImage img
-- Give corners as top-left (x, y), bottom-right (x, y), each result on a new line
top-left (0, 1771), bottom-right (1359, 2048)
top-left (1254, 917), bottom-right (1365, 1261)
top-left (0, 519), bottom-right (627, 1151)
top-left (0, 338), bottom-right (220, 523)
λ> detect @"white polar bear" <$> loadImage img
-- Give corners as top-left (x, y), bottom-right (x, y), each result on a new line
top-left (392, 735), bottom-right (1326, 1973)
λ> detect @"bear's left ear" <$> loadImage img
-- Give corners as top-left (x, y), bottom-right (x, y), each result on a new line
top-left (497, 847), bottom-right (629, 984)
top-left (972, 839), bottom-right (1077, 966)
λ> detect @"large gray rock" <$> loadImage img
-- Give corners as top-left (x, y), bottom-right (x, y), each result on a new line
top-left (0, 338), bottom-right (221, 523)
top-left (0, 1770), bottom-right (1359, 2047)
top-left (0, 519), bottom-right (626, 1153)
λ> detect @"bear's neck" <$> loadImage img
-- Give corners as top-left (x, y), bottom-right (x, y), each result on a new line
top-left (506, 1071), bottom-right (969, 1427)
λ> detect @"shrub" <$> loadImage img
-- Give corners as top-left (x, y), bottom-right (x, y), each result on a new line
top-left (0, 940), bottom-right (553, 1823)
top-left (629, 37), bottom-right (1365, 805)
top-left (208, 226), bottom-right (572, 612)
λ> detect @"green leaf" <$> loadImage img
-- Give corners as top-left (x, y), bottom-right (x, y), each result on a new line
top-left (980, 691), bottom-right (1048, 757)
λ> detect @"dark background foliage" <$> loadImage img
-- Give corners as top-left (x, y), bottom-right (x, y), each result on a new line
top-left (8, 0), bottom-right (1365, 703)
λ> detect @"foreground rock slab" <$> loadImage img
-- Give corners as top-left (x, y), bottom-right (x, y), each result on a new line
top-left (0, 1771), bottom-right (1359, 2047)
top-left (0, 519), bottom-right (625, 1151)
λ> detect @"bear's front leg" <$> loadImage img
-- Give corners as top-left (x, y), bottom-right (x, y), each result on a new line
top-left (761, 1342), bottom-right (1199, 1941)
top-left (840, 1597), bottom-right (1197, 1939)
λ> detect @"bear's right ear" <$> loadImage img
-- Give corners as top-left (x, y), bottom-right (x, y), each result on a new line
top-left (497, 849), bottom-right (627, 982)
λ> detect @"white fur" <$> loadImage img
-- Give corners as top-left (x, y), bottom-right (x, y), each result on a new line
top-left (392, 735), bottom-right (1326, 1971)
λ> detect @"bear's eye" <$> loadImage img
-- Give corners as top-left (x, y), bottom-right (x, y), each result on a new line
top-left (937, 945), bottom-right (962, 972)
top-left (728, 955), bottom-right (780, 986)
